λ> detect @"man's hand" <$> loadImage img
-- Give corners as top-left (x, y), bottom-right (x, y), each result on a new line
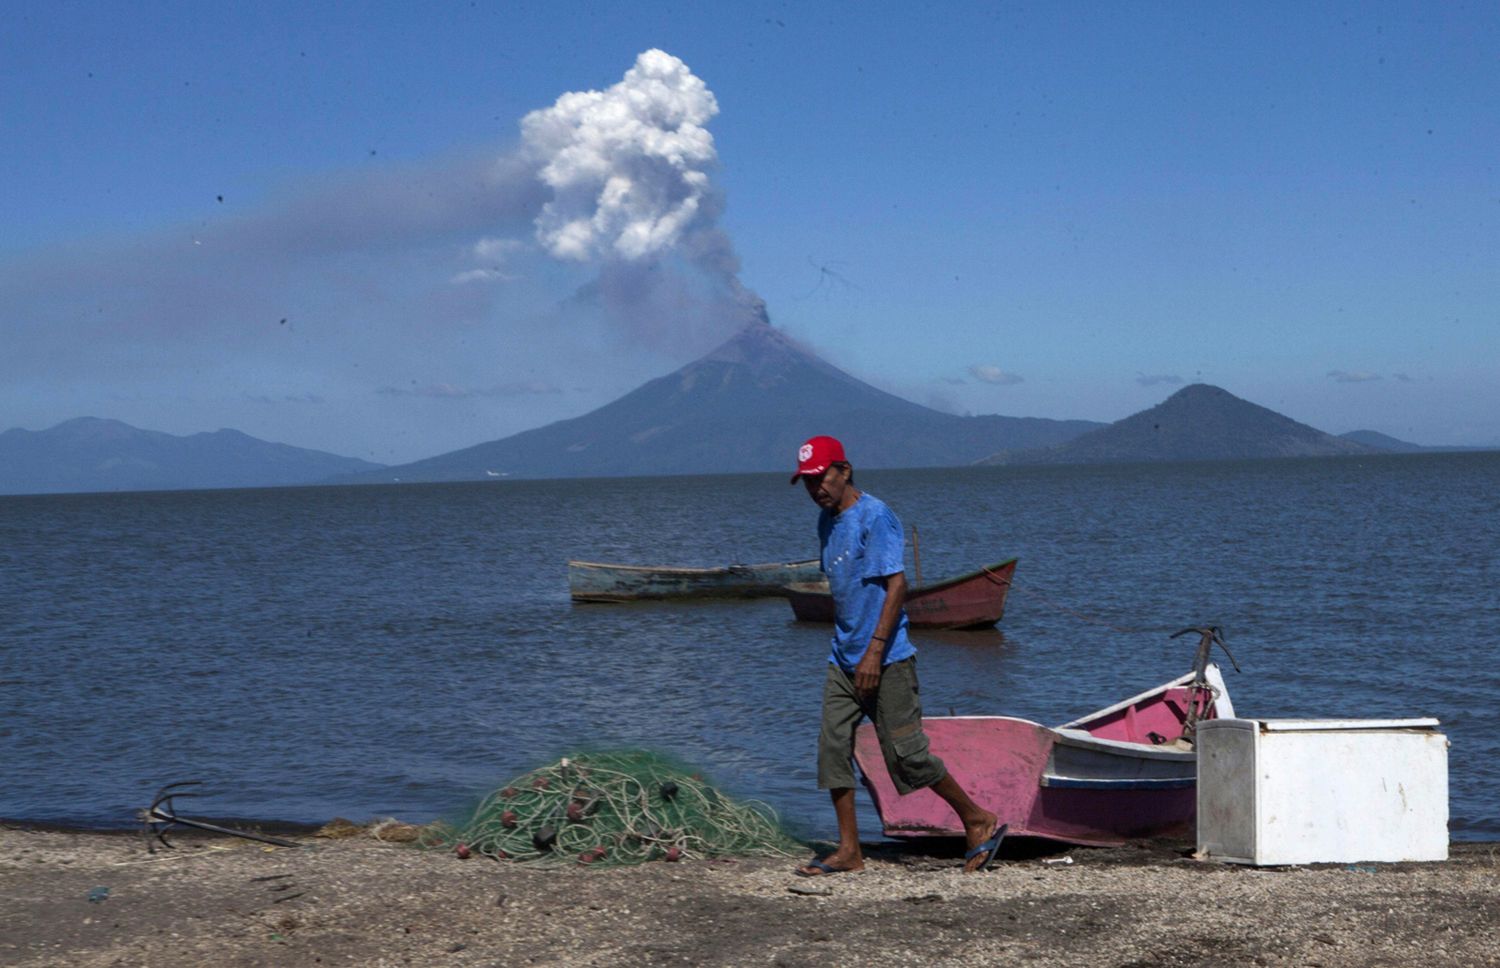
top-left (853, 648), bottom-right (883, 697)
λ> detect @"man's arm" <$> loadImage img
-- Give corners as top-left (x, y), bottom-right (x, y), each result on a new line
top-left (852, 570), bottom-right (907, 695)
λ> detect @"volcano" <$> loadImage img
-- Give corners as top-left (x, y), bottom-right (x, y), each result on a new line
top-left (351, 323), bottom-right (1099, 482)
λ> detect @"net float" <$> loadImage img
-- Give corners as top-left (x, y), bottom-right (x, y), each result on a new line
top-left (533, 826), bottom-right (557, 852)
top-left (455, 843), bottom-right (471, 859)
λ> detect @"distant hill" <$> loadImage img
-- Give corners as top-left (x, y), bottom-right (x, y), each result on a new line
top-left (1339, 430), bottom-right (1427, 453)
top-left (0, 418), bottom-right (385, 495)
top-left (980, 384), bottom-right (1379, 465)
top-left (340, 322), bottom-right (1102, 483)
top-left (1339, 430), bottom-right (1489, 454)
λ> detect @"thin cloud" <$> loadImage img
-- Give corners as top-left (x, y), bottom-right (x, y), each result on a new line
top-left (377, 381), bottom-right (563, 399)
top-left (247, 393), bottom-right (326, 405)
top-left (450, 267), bottom-right (516, 284)
top-left (1135, 373), bottom-right (1185, 387)
top-left (1328, 370), bottom-right (1382, 383)
top-left (474, 238), bottom-right (525, 261)
top-left (452, 237), bottom-right (526, 284)
top-left (920, 389), bottom-right (964, 414)
top-left (968, 364), bottom-right (1024, 386)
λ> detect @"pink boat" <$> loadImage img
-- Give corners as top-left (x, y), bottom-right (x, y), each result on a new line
top-left (854, 660), bottom-right (1236, 847)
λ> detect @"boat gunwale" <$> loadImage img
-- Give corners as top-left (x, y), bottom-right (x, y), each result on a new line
top-left (569, 558), bottom-right (819, 577)
top-left (1056, 664), bottom-right (1234, 729)
top-left (907, 556), bottom-right (1018, 594)
top-left (783, 556), bottom-right (1019, 597)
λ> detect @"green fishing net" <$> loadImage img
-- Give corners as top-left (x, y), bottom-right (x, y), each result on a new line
top-left (421, 751), bottom-right (803, 867)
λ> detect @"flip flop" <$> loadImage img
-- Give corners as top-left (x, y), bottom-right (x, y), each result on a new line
top-left (963, 823), bottom-right (1009, 872)
top-left (794, 858), bottom-right (857, 877)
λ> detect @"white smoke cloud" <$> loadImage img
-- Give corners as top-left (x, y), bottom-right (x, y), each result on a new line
top-left (436, 49), bottom-right (765, 343)
top-left (510, 49), bottom-right (766, 339)
top-left (1328, 370), bottom-right (1382, 383)
top-left (523, 49), bottom-right (719, 262)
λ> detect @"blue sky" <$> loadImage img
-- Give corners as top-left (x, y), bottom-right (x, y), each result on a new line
top-left (3, 1), bottom-right (1496, 463)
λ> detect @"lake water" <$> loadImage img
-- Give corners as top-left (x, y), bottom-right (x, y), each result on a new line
top-left (2, 453), bottom-right (1497, 842)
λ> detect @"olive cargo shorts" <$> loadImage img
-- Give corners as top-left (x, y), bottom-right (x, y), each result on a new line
top-left (817, 657), bottom-right (947, 795)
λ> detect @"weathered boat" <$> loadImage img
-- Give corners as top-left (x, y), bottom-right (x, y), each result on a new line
top-left (784, 558), bottom-right (1018, 630)
top-left (568, 558), bottom-right (822, 603)
top-left (854, 632), bottom-right (1237, 846)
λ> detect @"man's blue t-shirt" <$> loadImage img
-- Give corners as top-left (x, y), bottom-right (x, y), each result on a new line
top-left (818, 492), bottom-right (915, 672)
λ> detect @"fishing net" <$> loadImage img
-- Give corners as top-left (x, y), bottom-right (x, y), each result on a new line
top-left (421, 751), bottom-right (803, 867)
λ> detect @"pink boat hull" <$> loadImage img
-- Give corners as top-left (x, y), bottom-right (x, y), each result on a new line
top-left (787, 558), bottom-right (1017, 630)
top-left (853, 670), bottom-right (1232, 846)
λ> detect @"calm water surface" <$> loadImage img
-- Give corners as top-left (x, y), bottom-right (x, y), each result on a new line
top-left (2, 453), bottom-right (1497, 841)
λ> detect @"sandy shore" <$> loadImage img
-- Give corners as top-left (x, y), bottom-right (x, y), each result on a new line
top-left (3, 823), bottom-right (1498, 967)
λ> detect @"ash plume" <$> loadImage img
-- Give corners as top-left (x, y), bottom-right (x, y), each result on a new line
top-left (0, 49), bottom-right (766, 446)
top-left (516, 49), bottom-right (769, 343)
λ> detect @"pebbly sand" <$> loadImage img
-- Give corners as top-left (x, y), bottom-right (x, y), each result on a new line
top-left (3, 823), bottom-right (1498, 967)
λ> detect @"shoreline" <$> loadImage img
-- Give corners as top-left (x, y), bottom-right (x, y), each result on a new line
top-left (9, 813), bottom-right (1500, 849)
top-left (0, 818), bottom-right (329, 837)
top-left (4, 824), bottom-right (1498, 967)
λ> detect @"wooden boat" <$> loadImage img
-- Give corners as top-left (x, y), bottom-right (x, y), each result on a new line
top-left (853, 659), bottom-right (1235, 846)
top-left (784, 558), bottom-right (1017, 630)
top-left (568, 558), bottom-right (822, 603)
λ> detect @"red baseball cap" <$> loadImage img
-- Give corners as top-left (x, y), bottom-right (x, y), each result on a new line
top-left (790, 435), bottom-right (847, 483)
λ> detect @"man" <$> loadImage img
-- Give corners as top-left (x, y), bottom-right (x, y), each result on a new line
top-left (790, 435), bottom-right (1004, 876)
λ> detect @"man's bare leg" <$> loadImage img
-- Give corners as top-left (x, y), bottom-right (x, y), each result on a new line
top-left (929, 774), bottom-right (1001, 872)
top-left (795, 787), bottom-right (866, 875)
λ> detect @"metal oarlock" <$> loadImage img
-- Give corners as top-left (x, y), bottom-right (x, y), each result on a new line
top-left (139, 780), bottom-right (302, 852)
